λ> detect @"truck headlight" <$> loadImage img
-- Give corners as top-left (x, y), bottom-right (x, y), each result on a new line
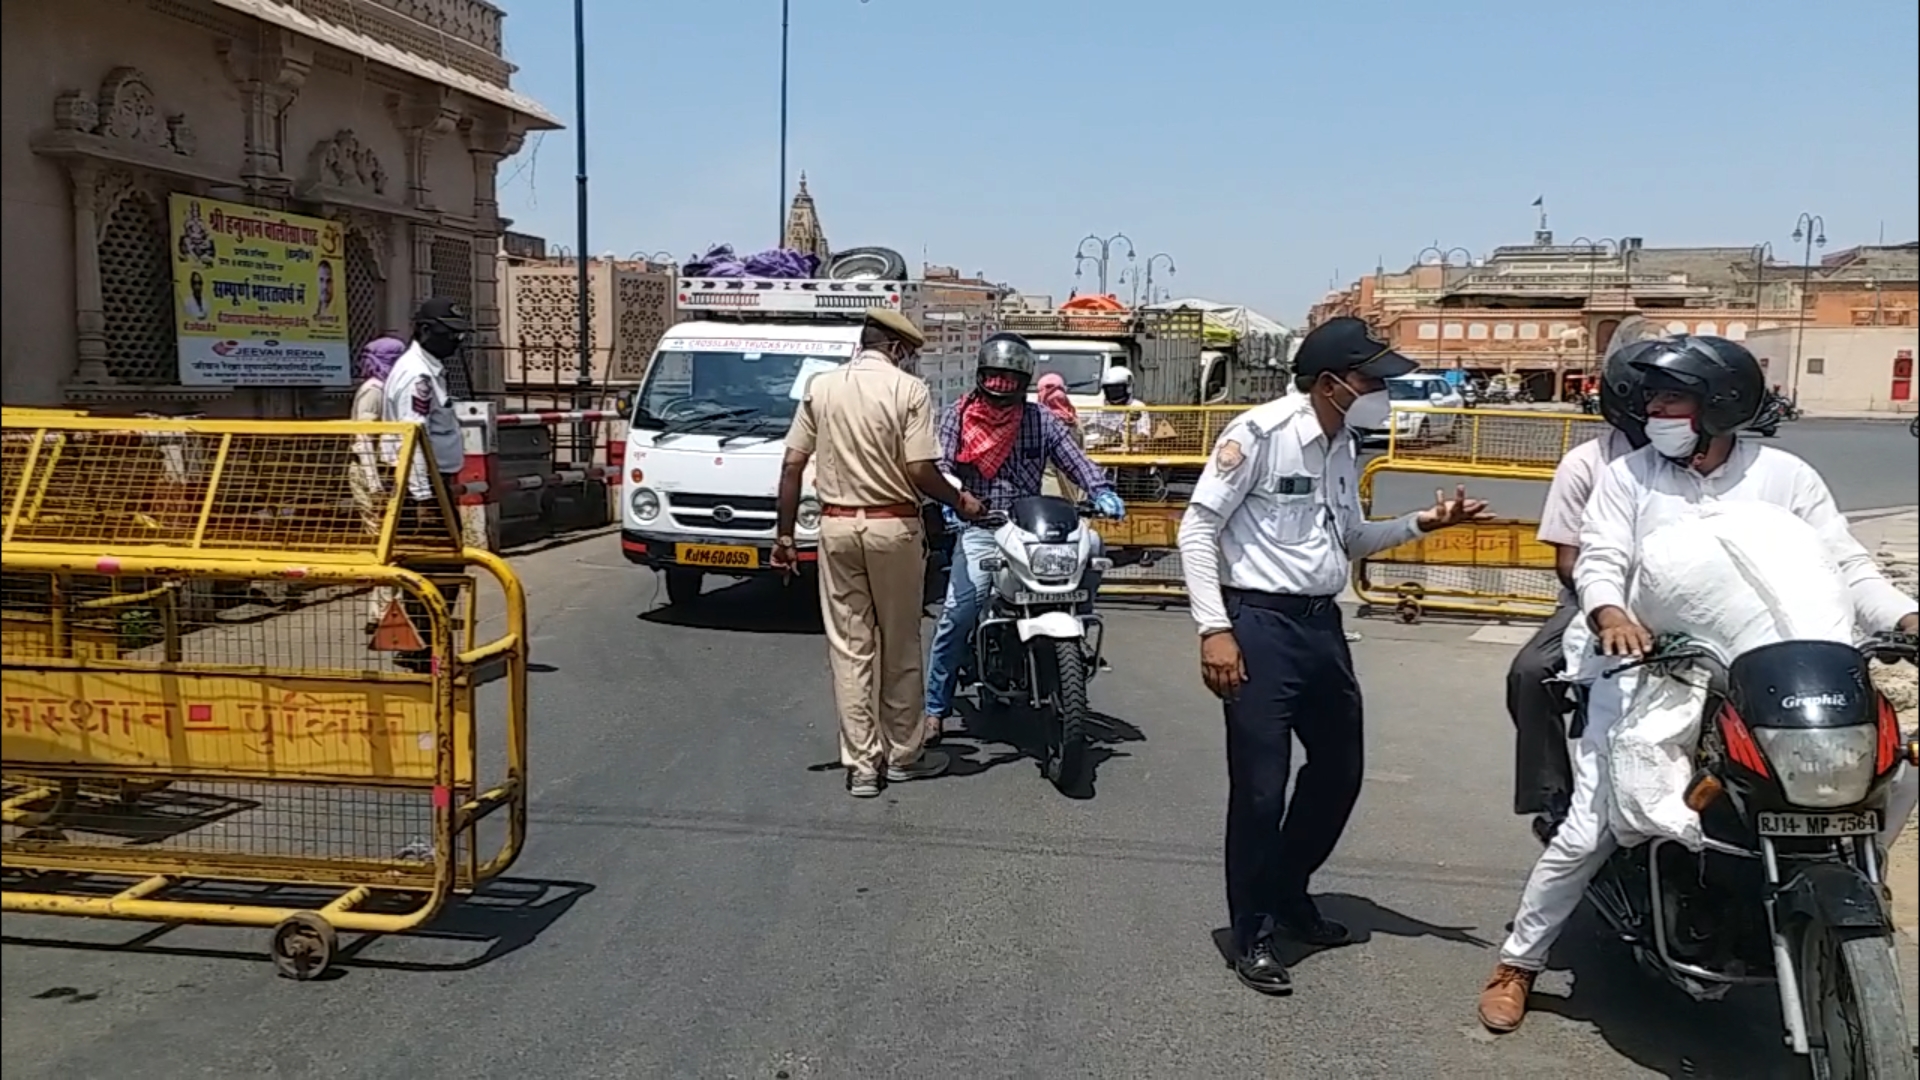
top-left (797, 496), bottom-right (822, 531)
top-left (1754, 726), bottom-right (1879, 808)
top-left (1027, 543), bottom-right (1080, 582)
top-left (629, 487), bottom-right (661, 522)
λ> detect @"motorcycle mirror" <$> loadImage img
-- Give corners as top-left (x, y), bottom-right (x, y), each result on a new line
top-left (979, 556), bottom-right (1006, 573)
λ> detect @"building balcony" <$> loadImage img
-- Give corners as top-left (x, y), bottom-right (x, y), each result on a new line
top-left (290, 0), bottom-right (514, 87)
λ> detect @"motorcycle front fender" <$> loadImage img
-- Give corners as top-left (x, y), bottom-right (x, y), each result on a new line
top-left (1774, 860), bottom-right (1889, 933)
top-left (1016, 610), bottom-right (1084, 643)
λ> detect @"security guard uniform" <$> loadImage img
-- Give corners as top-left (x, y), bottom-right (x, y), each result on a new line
top-left (1177, 317), bottom-right (1424, 992)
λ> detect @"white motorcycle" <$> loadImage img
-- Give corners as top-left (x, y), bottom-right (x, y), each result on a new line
top-left (967, 495), bottom-right (1113, 792)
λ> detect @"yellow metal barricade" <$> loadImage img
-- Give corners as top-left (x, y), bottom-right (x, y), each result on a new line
top-left (1355, 407), bottom-right (1605, 622)
top-left (1, 415), bottom-right (529, 980)
top-left (1078, 404), bottom-right (1250, 598)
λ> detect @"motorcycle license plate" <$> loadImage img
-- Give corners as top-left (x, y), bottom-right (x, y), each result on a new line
top-left (1014, 590), bottom-right (1088, 605)
top-left (1756, 810), bottom-right (1881, 838)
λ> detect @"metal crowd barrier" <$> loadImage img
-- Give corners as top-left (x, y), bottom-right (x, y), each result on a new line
top-left (1354, 407), bottom-right (1605, 622)
top-left (1, 414), bottom-right (529, 980)
top-left (1077, 404), bottom-right (1251, 598)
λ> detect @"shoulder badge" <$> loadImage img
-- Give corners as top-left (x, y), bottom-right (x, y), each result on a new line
top-left (1214, 438), bottom-right (1246, 473)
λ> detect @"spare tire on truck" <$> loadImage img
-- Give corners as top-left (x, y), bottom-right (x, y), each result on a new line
top-left (827, 246), bottom-right (908, 282)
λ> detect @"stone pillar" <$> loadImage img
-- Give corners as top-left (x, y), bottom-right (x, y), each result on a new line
top-left (392, 91), bottom-right (462, 312)
top-left (220, 31), bottom-right (310, 199)
top-left (67, 161), bottom-right (113, 384)
top-left (465, 122), bottom-right (525, 397)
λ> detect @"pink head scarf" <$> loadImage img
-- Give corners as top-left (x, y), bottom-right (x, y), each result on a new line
top-left (1035, 372), bottom-right (1077, 427)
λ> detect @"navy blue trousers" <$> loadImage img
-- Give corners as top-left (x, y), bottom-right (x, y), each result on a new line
top-left (1222, 590), bottom-right (1365, 950)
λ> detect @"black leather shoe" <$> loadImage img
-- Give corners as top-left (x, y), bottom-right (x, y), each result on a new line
top-left (1275, 908), bottom-right (1352, 948)
top-left (1231, 937), bottom-right (1293, 995)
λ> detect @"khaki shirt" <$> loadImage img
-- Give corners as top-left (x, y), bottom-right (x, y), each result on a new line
top-left (785, 349), bottom-right (938, 507)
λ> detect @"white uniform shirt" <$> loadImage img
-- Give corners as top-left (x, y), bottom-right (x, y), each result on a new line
top-left (1576, 439), bottom-right (1915, 633)
top-left (1178, 394), bottom-right (1422, 634)
top-left (380, 341), bottom-right (466, 501)
top-left (1544, 428), bottom-right (1637, 670)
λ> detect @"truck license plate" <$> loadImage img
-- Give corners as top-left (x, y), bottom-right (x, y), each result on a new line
top-left (1014, 590), bottom-right (1088, 605)
top-left (675, 543), bottom-right (759, 570)
top-left (1756, 810), bottom-right (1881, 838)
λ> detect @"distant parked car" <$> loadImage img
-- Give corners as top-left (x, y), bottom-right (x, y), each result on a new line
top-left (1364, 374), bottom-right (1464, 446)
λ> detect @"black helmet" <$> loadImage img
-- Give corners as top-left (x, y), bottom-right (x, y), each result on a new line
top-left (1598, 340), bottom-right (1654, 447)
top-left (975, 332), bottom-right (1036, 405)
top-left (1628, 335), bottom-right (1766, 437)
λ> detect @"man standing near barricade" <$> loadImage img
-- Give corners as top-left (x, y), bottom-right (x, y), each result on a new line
top-left (1177, 316), bottom-right (1492, 996)
top-left (378, 297), bottom-right (473, 672)
top-left (774, 309), bottom-right (984, 799)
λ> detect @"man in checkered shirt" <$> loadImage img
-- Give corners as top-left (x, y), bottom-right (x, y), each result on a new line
top-left (921, 333), bottom-right (1126, 744)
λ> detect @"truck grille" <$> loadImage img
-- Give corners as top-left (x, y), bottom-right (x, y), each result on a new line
top-left (665, 493), bottom-right (777, 533)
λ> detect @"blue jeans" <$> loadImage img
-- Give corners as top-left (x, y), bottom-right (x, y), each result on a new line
top-left (923, 526), bottom-right (1104, 718)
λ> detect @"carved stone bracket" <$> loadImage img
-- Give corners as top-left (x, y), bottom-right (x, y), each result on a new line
top-left (388, 88), bottom-right (463, 214)
top-left (219, 30), bottom-right (312, 194)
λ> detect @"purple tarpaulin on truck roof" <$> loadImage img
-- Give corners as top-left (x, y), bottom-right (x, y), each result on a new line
top-left (681, 243), bottom-right (820, 279)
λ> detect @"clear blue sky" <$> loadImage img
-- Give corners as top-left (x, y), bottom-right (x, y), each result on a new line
top-left (494, 0), bottom-right (1920, 326)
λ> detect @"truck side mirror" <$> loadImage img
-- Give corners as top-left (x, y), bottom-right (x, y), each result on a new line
top-left (613, 390), bottom-right (635, 416)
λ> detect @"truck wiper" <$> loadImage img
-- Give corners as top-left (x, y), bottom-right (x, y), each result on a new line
top-left (655, 406), bottom-right (759, 439)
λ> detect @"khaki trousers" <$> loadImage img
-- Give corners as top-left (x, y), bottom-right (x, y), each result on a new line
top-left (816, 512), bottom-right (927, 773)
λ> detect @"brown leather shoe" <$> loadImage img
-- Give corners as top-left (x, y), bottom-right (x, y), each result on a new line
top-left (1477, 963), bottom-right (1537, 1033)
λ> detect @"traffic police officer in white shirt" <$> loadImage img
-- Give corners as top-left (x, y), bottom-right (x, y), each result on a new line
top-left (1477, 334), bottom-right (1920, 1034)
top-left (1178, 316), bottom-right (1492, 996)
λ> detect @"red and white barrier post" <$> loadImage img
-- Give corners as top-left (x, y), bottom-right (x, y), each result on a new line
top-left (455, 401), bottom-right (501, 551)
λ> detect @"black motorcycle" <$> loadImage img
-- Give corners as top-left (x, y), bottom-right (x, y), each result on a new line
top-left (1751, 395), bottom-right (1786, 438)
top-left (1573, 630), bottom-right (1919, 1079)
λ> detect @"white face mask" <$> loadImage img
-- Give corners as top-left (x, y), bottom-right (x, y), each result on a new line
top-left (1328, 376), bottom-right (1391, 431)
top-left (1643, 417), bottom-right (1699, 459)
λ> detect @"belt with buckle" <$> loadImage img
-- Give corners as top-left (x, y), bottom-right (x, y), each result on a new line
top-left (821, 502), bottom-right (920, 519)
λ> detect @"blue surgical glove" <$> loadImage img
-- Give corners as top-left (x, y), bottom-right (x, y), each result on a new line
top-left (1093, 490), bottom-right (1126, 520)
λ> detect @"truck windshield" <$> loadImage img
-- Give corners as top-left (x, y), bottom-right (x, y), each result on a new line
top-left (1031, 351), bottom-right (1110, 394)
top-left (632, 349), bottom-right (845, 432)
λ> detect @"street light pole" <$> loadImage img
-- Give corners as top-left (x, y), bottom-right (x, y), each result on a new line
top-left (1074, 233), bottom-right (1136, 295)
top-left (572, 0), bottom-right (593, 452)
top-left (778, 0), bottom-right (790, 242)
top-left (1416, 244), bottom-right (1472, 373)
top-left (1789, 213), bottom-right (1826, 403)
top-left (1143, 253), bottom-right (1176, 304)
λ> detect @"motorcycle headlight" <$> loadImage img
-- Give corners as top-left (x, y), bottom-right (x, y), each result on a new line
top-left (629, 487), bottom-right (660, 522)
top-left (1026, 543), bottom-right (1080, 582)
top-left (796, 496), bottom-right (822, 532)
top-left (1753, 726), bottom-right (1879, 808)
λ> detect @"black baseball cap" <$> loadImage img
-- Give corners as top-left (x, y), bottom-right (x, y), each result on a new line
top-left (1294, 317), bottom-right (1417, 381)
top-left (413, 296), bottom-right (473, 333)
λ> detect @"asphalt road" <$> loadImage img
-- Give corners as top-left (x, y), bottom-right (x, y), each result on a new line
top-left (1, 536), bottom-right (1886, 1079)
top-left (1366, 417), bottom-right (1918, 518)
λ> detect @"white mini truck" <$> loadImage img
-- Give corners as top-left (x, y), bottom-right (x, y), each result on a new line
top-left (618, 276), bottom-right (1000, 605)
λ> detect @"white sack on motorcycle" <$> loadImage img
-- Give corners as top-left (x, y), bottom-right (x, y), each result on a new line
top-left (1611, 503), bottom-right (1858, 849)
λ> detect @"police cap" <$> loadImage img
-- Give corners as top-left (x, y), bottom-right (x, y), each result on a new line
top-left (1294, 317), bottom-right (1417, 381)
top-left (864, 307), bottom-right (926, 350)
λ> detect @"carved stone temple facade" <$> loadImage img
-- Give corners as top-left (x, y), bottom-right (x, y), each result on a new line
top-left (0, 0), bottom-right (560, 414)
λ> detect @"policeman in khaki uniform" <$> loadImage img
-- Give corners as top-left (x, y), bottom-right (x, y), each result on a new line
top-left (1176, 316), bottom-right (1491, 994)
top-left (776, 308), bottom-right (984, 798)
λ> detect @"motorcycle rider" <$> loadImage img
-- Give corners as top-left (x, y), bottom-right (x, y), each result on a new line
top-left (922, 333), bottom-right (1126, 743)
top-left (1477, 334), bottom-right (1920, 1034)
top-left (1081, 365), bottom-right (1155, 446)
top-left (1509, 339), bottom-right (1654, 844)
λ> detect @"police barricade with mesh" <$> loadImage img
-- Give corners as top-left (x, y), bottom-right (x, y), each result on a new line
top-left (1, 414), bottom-right (529, 980)
top-left (1077, 405), bottom-right (1249, 598)
top-left (1354, 406), bottom-right (1606, 623)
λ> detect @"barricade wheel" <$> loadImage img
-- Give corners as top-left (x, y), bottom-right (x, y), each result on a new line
top-left (269, 912), bottom-right (338, 981)
top-left (1395, 598), bottom-right (1423, 624)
